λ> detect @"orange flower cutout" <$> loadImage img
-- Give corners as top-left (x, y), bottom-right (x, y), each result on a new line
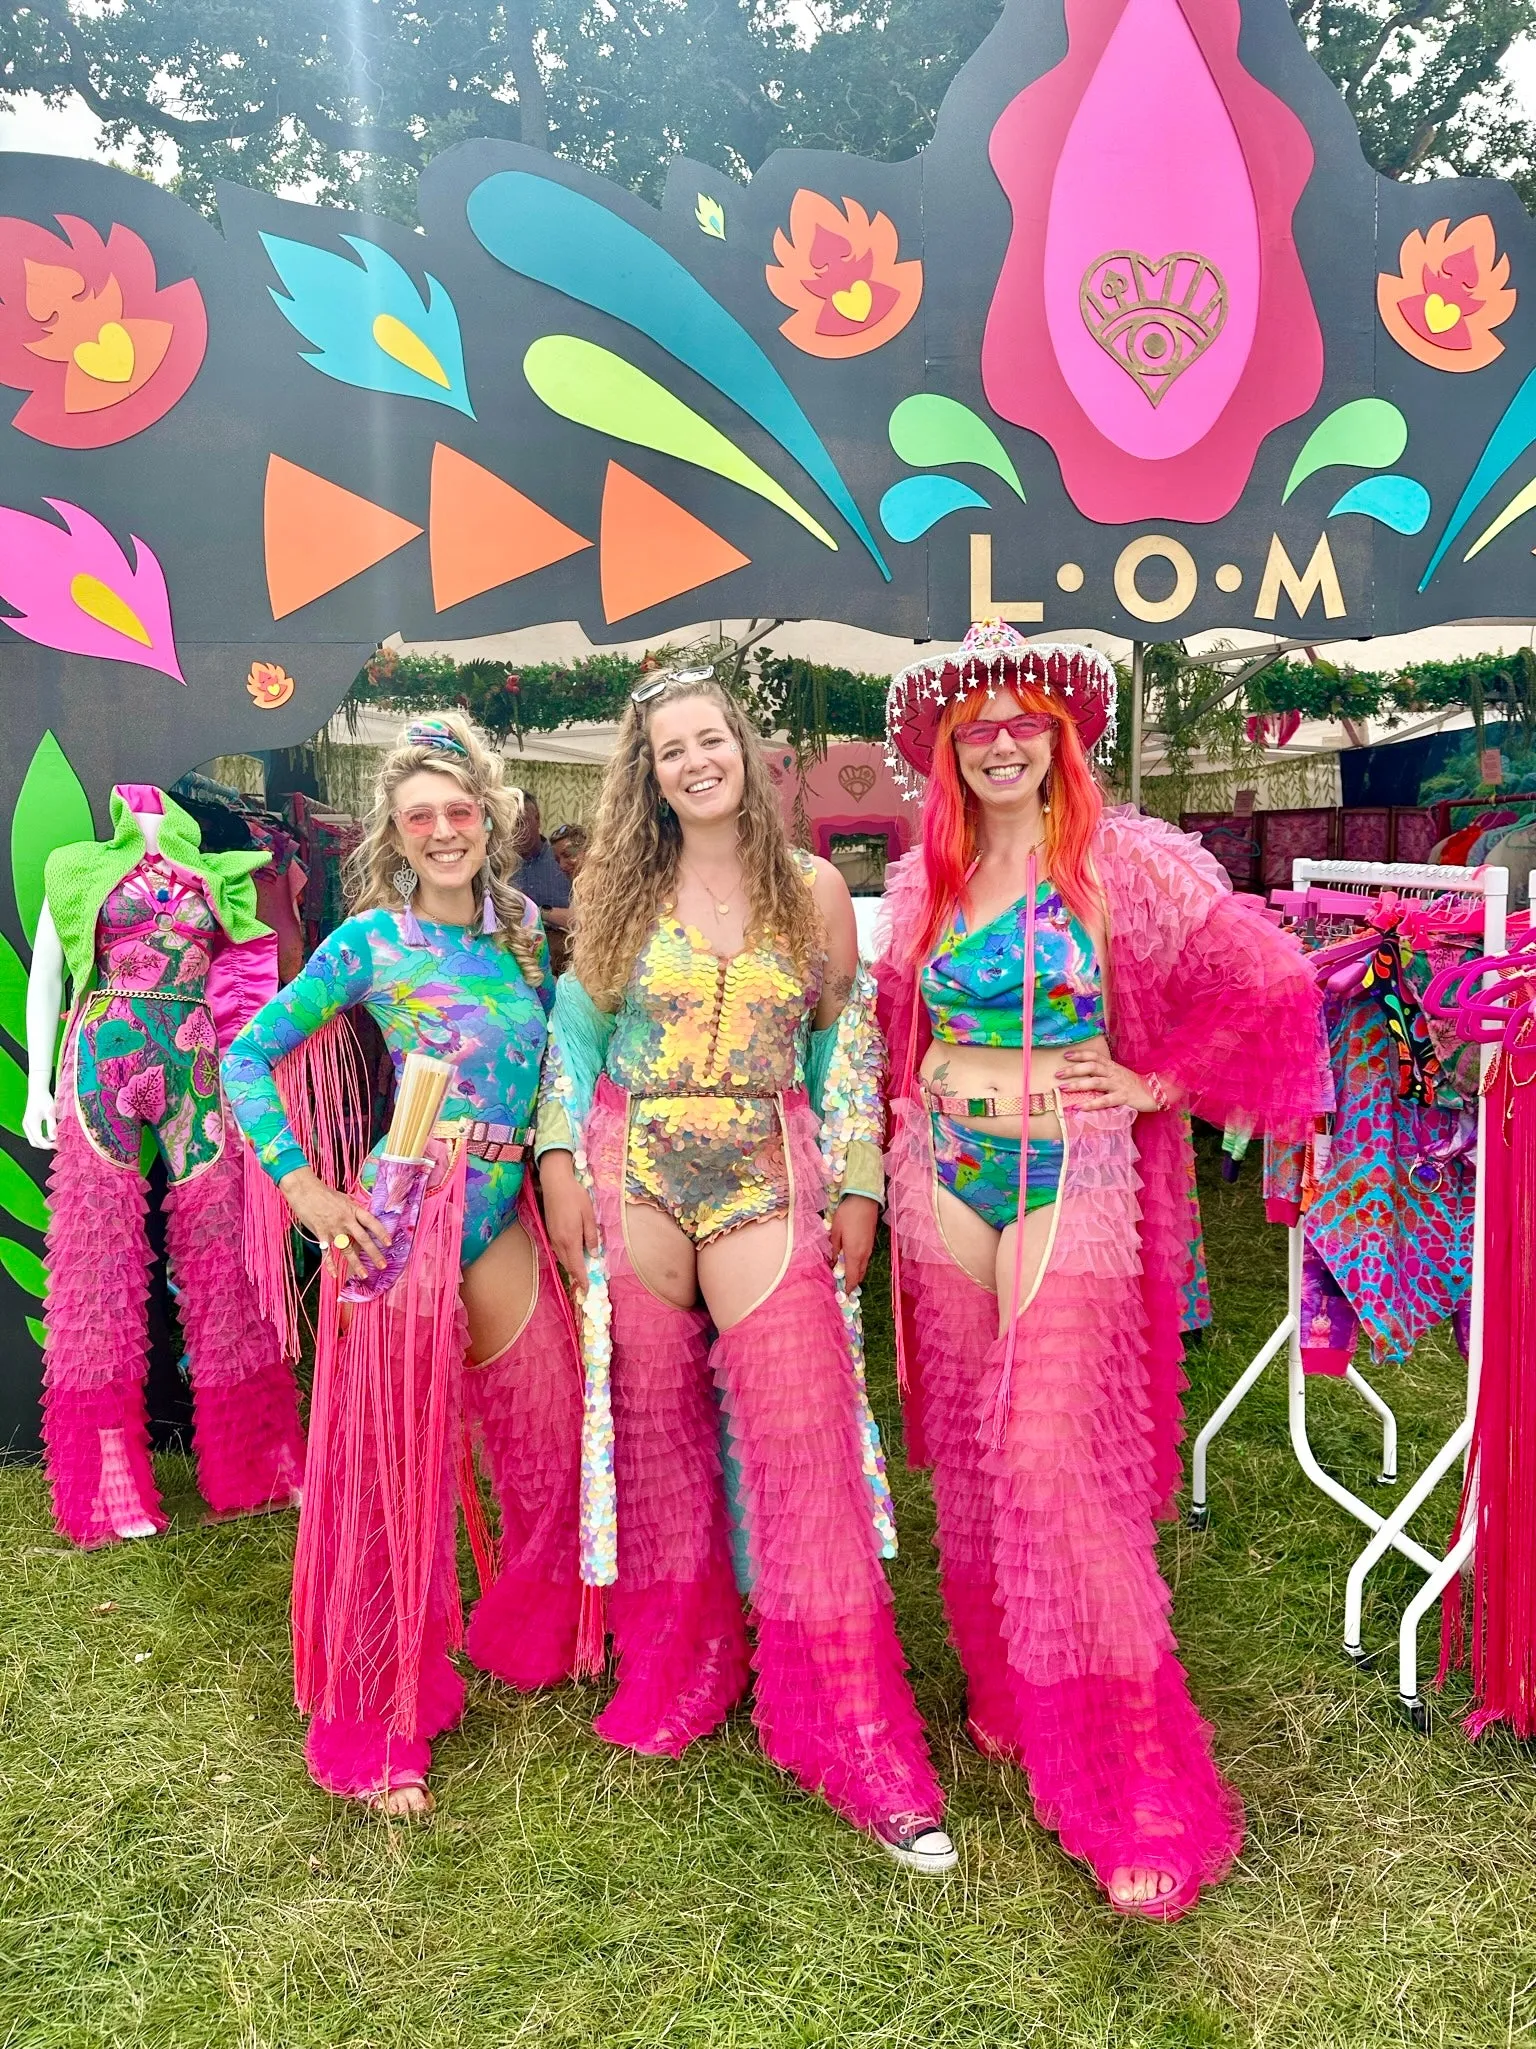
top-left (247, 660), bottom-right (296, 709)
top-left (1378, 217), bottom-right (1515, 372)
top-left (766, 192), bottom-right (922, 359)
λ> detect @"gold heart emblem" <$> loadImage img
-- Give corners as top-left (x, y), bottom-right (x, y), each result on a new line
top-left (1424, 292), bottom-right (1461, 335)
top-left (831, 279), bottom-right (873, 322)
top-left (838, 763), bottom-right (877, 800)
top-left (73, 321), bottom-right (136, 384)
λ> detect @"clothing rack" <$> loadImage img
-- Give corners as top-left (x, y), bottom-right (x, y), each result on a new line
top-left (1189, 857), bottom-right (1508, 1725)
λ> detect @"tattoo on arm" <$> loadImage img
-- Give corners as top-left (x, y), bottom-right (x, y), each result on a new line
top-left (820, 969), bottom-right (854, 1017)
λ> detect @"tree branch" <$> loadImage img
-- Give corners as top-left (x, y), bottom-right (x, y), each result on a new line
top-left (505, 0), bottom-right (549, 149)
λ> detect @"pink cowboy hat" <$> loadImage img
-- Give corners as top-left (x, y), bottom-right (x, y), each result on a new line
top-left (884, 621), bottom-right (1118, 789)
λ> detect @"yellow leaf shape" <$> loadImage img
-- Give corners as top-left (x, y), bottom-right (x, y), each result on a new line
top-left (69, 573), bottom-right (151, 644)
top-left (372, 312), bottom-right (450, 388)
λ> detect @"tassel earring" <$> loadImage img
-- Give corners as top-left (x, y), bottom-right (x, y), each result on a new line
top-left (480, 856), bottom-right (499, 936)
top-left (394, 858), bottom-right (425, 944)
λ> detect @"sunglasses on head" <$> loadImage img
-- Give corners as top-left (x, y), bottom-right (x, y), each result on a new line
top-left (395, 799), bottom-right (484, 837)
top-left (548, 824), bottom-right (582, 844)
top-left (953, 712), bottom-right (1055, 747)
top-left (631, 661), bottom-right (718, 705)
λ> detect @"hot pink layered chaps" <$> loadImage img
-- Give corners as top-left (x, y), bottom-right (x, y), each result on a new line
top-left (887, 1096), bottom-right (1242, 1893)
top-left (586, 1085), bottom-right (943, 1831)
top-left (41, 1097), bottom-right (305, 1548)
top-left (297, 1226), bottom-right (585, 1799)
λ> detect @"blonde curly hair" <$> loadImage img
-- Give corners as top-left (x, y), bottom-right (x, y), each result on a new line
top-left (347, 711), bottom-right (543, 989)
top-left (572, 672), bottom-right (824, 1007)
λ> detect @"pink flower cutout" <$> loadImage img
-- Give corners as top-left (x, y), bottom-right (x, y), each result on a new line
top-left (116, 1065), bottom-right (167, 1125)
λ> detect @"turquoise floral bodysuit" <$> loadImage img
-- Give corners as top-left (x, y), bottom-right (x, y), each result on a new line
top-left (224, 904), bottom-right (552, 1262)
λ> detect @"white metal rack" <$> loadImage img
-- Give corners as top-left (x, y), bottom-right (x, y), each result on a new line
top-left (1189, 857), bottom-right (1508, 1724)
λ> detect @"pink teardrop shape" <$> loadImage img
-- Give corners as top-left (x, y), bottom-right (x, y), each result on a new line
top-left (1043, 0), bottom-right (1259, 458)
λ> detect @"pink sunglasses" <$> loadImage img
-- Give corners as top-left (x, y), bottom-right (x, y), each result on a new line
top-left (953, 712), bottom-right (1054, 747)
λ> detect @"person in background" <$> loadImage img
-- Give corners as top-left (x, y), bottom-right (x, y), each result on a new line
top-left (514, 791), bottom-right (574, 972)
top-left (549, 822), bottom-right (588, 883)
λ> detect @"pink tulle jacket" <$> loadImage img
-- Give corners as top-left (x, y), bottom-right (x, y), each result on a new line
top-left (874, 807), bottom-right (1329, 1516)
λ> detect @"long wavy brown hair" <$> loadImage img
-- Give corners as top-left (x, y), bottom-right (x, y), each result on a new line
top-left (572, 674), bottom-right (824, 1006)
top-left (347, 711), bottom-right (544, 989)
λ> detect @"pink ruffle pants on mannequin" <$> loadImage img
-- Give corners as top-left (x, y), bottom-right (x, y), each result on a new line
top-left (42, 1078), bottom-right (304, 1549)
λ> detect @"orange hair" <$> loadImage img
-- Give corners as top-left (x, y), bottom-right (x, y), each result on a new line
top-left (907, 681), bottom-right (1104, 965)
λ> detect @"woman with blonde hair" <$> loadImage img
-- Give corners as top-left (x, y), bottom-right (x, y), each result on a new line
top-left (224, 715), bottom-right (584, 1815)
top-left (538, 665), bottom-right (952, 1871)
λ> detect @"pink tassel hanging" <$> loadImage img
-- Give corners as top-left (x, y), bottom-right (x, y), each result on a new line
top-left (989, 853), bottom-right (1038, 1449)
top-left (239, 1015), bottom-right (367, 1359)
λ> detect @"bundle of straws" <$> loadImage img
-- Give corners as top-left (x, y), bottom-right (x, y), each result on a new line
top-left (384, 1053), bottom-right (456, 1161)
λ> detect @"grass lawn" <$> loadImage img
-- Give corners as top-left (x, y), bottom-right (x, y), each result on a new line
top-left (2, 1136), bottom-right (1532, 2049)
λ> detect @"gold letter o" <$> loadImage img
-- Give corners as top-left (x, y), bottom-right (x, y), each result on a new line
top-left (1114, 534), bottom-right (1198, 624)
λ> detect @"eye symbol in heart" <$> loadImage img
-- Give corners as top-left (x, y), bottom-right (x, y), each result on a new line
top-left (73, 321), bottom-right (137, 383)
top-left (1080, 250), bottom-right (1227, 407)
top-left (831, 279), bottom-right (873, 323)
top-left (1423, 293), bottom-right (1462, 334)
top-left (838, 763), bottom-right (877, 800)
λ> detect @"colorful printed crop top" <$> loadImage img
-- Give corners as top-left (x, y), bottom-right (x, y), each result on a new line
top-left (606, 915), bottom-right (814, 1096)
top-left (97, 858), bottom-right (222, 998)
top-left (921, 878), bottom-right (1105, 1048)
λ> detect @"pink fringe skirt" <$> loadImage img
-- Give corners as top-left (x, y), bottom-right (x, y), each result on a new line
top-left (887, 1094), bottom-right (1242, 1904)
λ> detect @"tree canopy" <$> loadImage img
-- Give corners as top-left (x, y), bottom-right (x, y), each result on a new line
top-left (6, 0), bottom-right (1536, 220)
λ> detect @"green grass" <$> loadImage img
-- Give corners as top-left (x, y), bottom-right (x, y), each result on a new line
top-left (3, 1140), bottom-right (1533, 2049)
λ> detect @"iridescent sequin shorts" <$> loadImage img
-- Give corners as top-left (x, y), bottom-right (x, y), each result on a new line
top-left (625, 1094), bottom-right (790, 1245)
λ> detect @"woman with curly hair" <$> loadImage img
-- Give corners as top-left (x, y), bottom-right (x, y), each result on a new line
top-left (538, 665), bottom-right (953, 1871)
top-left (876, 622), bottom-right (1327, 1917)
top-left (224, 715), bottom-right (584, 1816)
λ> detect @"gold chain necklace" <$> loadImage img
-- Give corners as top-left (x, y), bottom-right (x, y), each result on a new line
top-left (681, 858), bottom-right (742, 919)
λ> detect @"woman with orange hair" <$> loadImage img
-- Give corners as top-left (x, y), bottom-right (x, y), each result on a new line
top-left (876, 622), bottom-right (1326, 1918)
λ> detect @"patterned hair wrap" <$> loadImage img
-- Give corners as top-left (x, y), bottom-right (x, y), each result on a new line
top-left (404, 716), bottom-right (471, 759)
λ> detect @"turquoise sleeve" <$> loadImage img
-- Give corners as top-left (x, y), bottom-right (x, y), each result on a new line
top-left (534, 973), bottom-right (617, 1156)
top-left (222, 922), bottom-right (375, 1183)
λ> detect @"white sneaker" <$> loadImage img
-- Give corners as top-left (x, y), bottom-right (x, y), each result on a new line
top-left (873, 1812), bottom-right (958, 1874)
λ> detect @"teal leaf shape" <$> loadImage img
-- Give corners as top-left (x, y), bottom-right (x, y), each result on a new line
top-left (0, 1047), bottom-right (24, 1136)
top-left (12, 731), bottom-right (94, 946)
top-left (0, 1235), bottom-right (47, 1297)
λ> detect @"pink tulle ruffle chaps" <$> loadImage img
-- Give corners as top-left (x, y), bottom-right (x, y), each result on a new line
top-left (584, 1081), bottom-right (943, 1830)
top-left (41, 1084), bottom-right (303, 1549)
top-left (293, 1159), bottom-right (586, 1799)
top-left (887, 1099), bottom-right (1242, 1906)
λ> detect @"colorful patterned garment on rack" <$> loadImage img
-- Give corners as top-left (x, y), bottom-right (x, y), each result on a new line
top-left (1297, 987), bottom-right (1474, 1371)
top-left (225, 905), bottom-right (552, 1259)
top-left (920, 878), bottom-right (1104, 1047)
top-left (1360, 930), bottom-right (1442, 1102)
top-left (608, 913), bottom-right (812, 1244)
top-left (70, 857), bottom-right (227, 1181)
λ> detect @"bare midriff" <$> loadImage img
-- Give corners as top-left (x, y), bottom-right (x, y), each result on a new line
top-left (918, 1033), bottom-right (1108, 1142)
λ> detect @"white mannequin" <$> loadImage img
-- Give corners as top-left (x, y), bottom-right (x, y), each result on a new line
top-left (24, 799), bottom-right (164, 1152)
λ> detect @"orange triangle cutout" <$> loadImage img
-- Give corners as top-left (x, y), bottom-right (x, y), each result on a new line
top-left (264, 455), bottom-right (423, 620)
top-left (430, 444), bottom-right (592, 610)
top-left (599, 462), bottom-right (750, 624)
